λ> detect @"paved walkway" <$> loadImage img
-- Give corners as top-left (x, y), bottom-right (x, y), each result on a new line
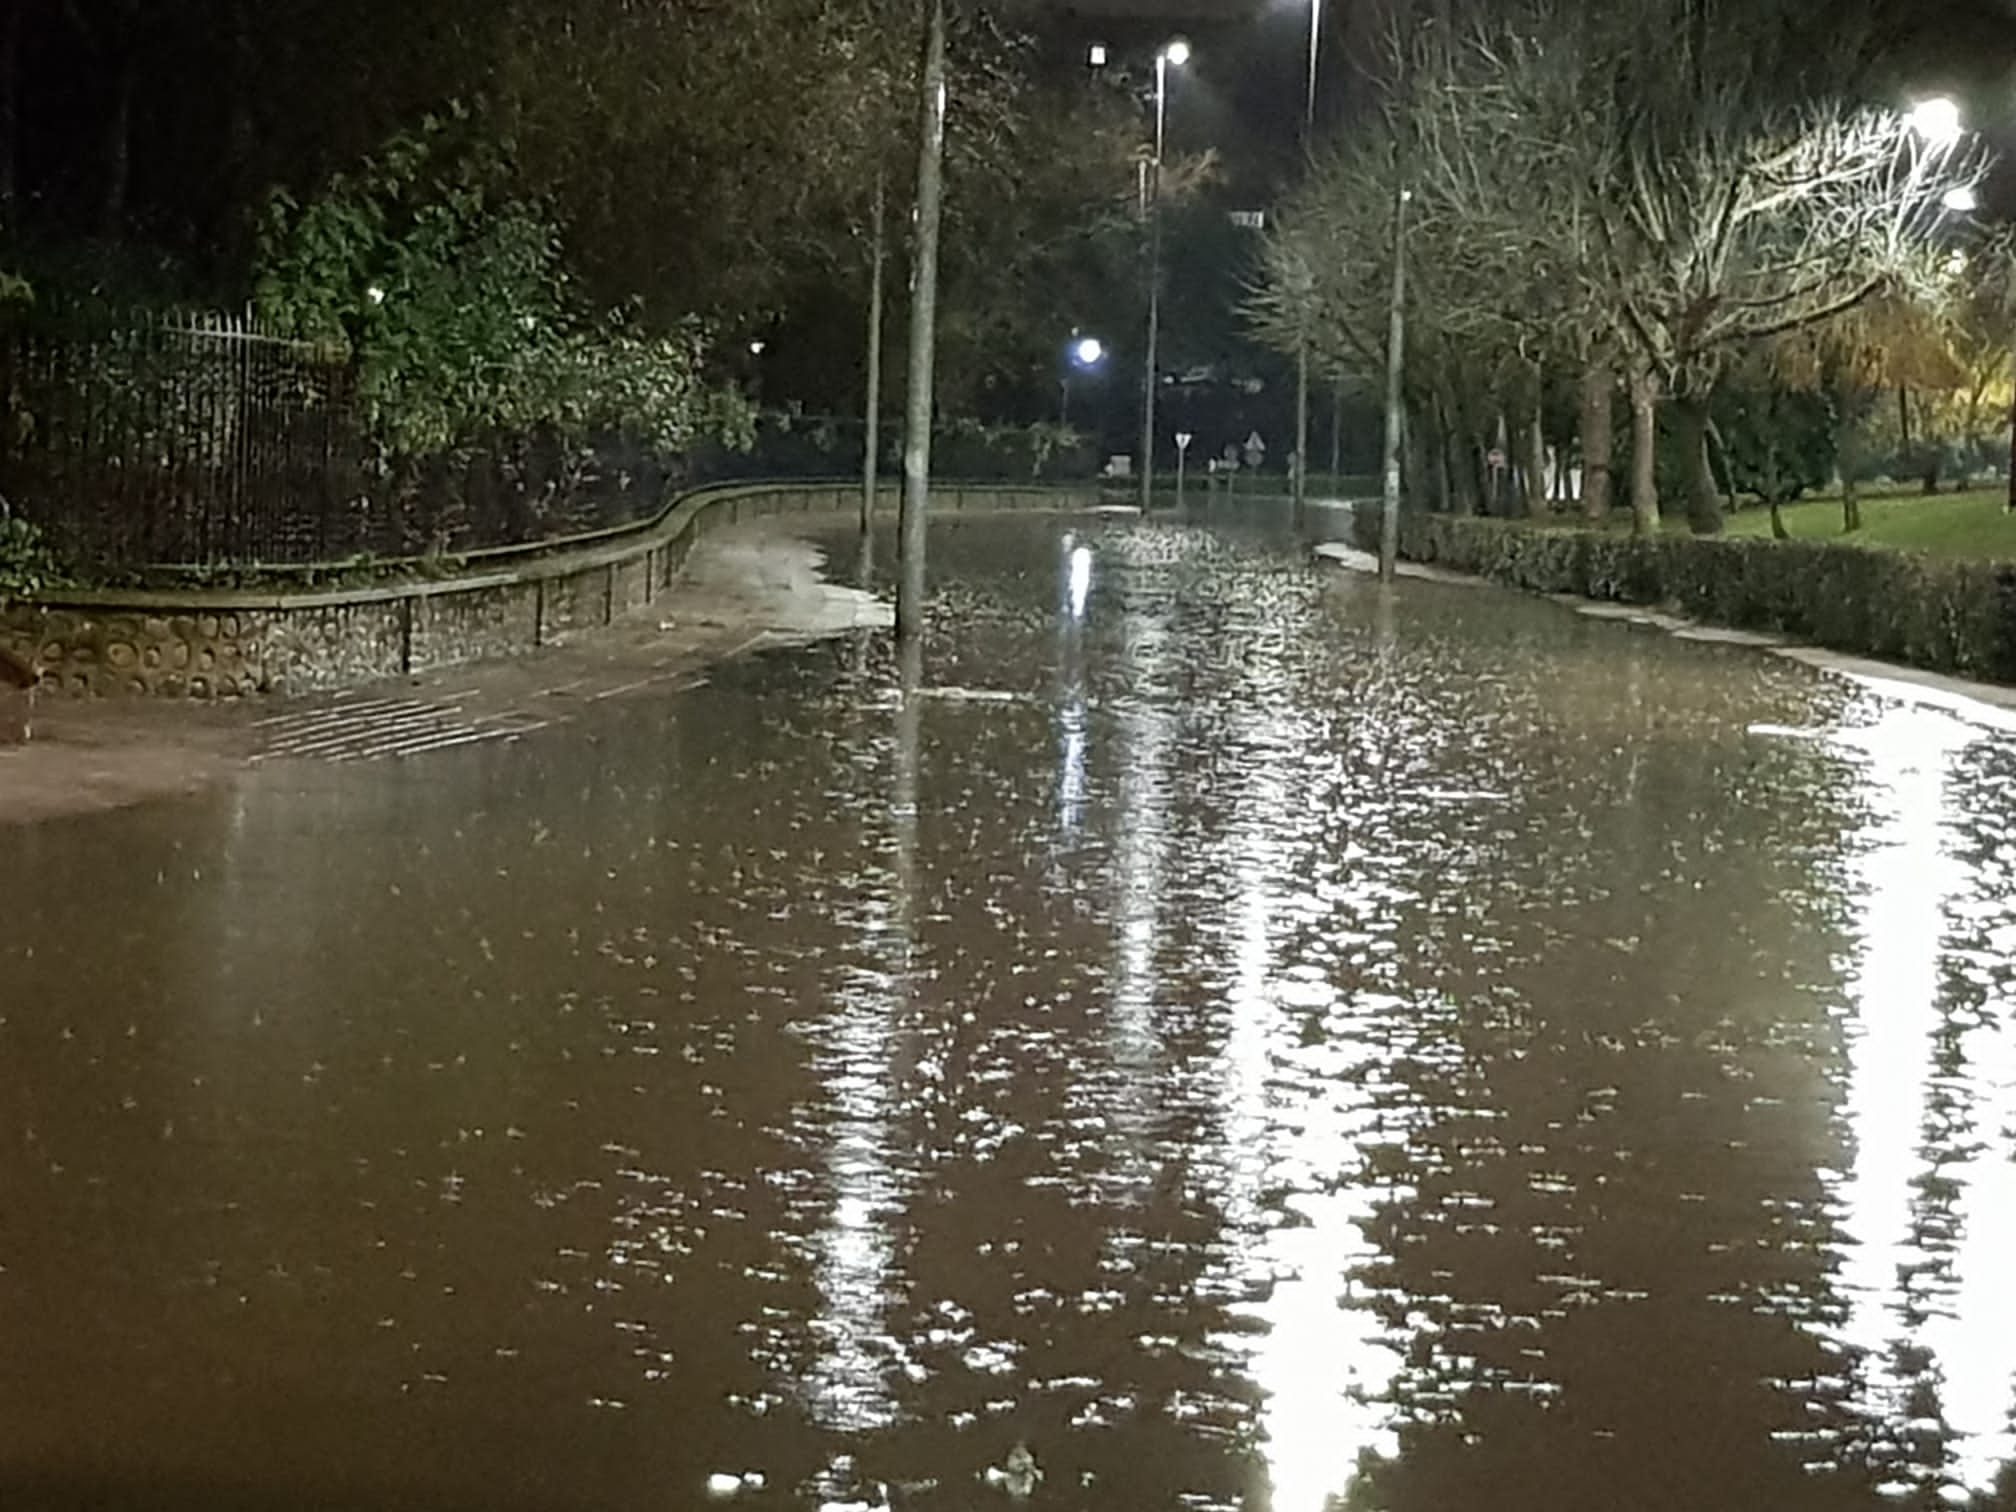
top-left (0, 525), bottom-right (886, 825)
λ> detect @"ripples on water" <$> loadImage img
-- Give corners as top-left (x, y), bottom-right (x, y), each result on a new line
top-left (2, 513), bottom-right (2014, 1511)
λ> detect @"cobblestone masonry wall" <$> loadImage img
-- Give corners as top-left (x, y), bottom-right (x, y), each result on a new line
top-left (0, 483), bottom-right (1092, 699)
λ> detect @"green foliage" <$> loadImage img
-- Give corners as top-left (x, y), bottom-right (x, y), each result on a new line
top-left (1352, 512), bottom-right (2016, 682)
top-left (932, 418), bottom-right (1098, 480)
top-left (253, 116), bottom-right (750, 460)
top-left (1712, 379), bottom-right (1837, 506)
top-left (0, 518), bottom-right (65, 601)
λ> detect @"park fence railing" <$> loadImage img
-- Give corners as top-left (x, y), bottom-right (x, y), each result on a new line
top-left (0, 310), bottom-right (370, 568)
top-left (0, 310), bottom-right (1103, 577)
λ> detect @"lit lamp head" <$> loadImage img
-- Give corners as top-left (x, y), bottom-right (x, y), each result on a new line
top-left (1162, 38), bottom-right (1191, 67)
top-left (1072, 336), bottom-right (1106, 368)
top-left (1907, 96), bottom-right (1964, 148)
top-left (1943, 184), bottom-right (1980, 213)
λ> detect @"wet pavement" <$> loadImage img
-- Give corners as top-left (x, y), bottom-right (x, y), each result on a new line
top-left (3, 510), bottom-right (2014, 1512)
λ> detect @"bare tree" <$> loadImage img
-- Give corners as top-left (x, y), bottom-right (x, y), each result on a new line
top-left (1590, 0), bottom-right (1987, 532)
top-left (1252, 0), bottom-right (1993, 541)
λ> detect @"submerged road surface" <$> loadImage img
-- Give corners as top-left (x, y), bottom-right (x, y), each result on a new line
top-left (3, 513), bottom-right (2014, 1512)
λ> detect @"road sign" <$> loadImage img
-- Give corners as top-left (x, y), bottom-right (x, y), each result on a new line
top-left (1243, 431), bottom-right (1266, 469)
top-left (1228, 210), bottom-right (1267, 229)
top-left (1175, 432), bottom-right (1194, 452)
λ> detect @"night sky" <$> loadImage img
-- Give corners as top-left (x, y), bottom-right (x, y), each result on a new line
top-left (1038, 0), bottom-right (2016, 200)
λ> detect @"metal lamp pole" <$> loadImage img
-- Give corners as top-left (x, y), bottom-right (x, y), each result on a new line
top-left (896, 0), bottom-right (948, 643)
top-left (1139, 40), bottom-right (1187, 511)
top-left (1293, 0), bottom-right (1322, 517)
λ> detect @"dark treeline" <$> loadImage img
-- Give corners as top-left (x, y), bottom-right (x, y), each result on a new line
top-left (0, 0), bottom-right (1160, 423)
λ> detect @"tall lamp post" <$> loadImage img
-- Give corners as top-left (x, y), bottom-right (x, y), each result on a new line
top-left (897, 0), bottom-right (949, 644)
top-left (1898, 98), bottom-right (2001, 512)
top-left (1139, 38), bottom-right (1189, 511)
top-left (1292, 0), bottom-right (1323, 517)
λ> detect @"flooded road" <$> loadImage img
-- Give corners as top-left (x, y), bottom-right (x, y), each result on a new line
top-left (4, 513), bottom-right (2014, 1512)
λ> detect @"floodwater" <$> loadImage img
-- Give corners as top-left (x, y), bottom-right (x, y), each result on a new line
top-left (3, 512), bottom-right (2015, 1512)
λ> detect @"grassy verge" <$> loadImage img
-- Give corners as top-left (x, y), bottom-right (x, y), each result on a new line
top-left (1720, 489), bottom-right (2016, 559)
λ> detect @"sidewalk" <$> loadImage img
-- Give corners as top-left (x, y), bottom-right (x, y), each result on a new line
top-left (0, 524), bottom-right (886, 825)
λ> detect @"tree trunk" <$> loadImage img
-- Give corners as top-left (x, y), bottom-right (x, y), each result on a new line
top-left (0, 0), bottom-right (21, 233)
top-left (1629, 361), bottom-right (1660, 537)
top-left (100, 51), bottom-right (137, 237)
top-left (1768, 498), bottom-right (1789, 540)
top-left (2005, 387), bottom-right (2016, 515)
top-left (861, 167), bottom-right (887, 537)
top-left (1293, 343), bottom-right (1309, 511)
top-left (1522, 395), bottom-right (1549, 518)
top-left (1672, 394), bottom-right (1723, 535)
top-left (1431, 392), bottom-right (1454, 512)
top-left (1407, 400), bottom-right (1433, 508)
top-left (1376, 174), bottom-right (1409, 582)
top-left (1580, 357), bottom-right (1613, 522)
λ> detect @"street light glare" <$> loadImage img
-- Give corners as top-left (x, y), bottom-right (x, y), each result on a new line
top-left (1074, 336), bottom-right (1105, 366)
top-left (1163, 38), bottom-right (1191, 67)
top-left (1943, 184), bottom-right (1980, 212)
top-left (1908, 97), bottom-right (1964, 146)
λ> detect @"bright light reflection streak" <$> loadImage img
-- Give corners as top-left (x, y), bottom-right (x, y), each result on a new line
top-left (1103, 600), bottom-right (1176, 1179)
top-left (1925, 998), bottom-right (2016, 1494)
top-left (800, 667), bottom-right (922, 1439)
top-left (1069, 546), bottom-right (1094, 621)
top-left (1209, 687), bottom-right (1402, 1512)
top-left (1826, 701), bottom-right (2016, 1494)
top-left (1058, 541), bottom-right (1091, 839)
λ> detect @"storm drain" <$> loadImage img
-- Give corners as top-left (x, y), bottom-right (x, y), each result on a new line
top-left (253, 692), bottom-right (548, 763)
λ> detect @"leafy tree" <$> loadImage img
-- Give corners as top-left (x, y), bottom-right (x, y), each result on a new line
top-left (253, 116), bottom-right (747, 460)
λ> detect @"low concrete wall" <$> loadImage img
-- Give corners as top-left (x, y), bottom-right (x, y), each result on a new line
top-left (0, 481), bottom-right (1093, 699)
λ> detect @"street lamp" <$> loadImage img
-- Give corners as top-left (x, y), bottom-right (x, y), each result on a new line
top-left (1139, 38), bottom-right (1190, 511)
top-left (1900, 98), bottom-right (2008, 512)
top-left (1062, 334), bottom-right (1107, 426)
top-left (1908, 96), bottom-right (1964, 147)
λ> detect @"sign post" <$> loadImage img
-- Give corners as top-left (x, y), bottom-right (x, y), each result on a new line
top-left (1175, 432), bottom-right (1194, 510)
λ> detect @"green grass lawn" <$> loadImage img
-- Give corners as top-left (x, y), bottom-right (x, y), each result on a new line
top-left (1720, 488), bottom-right (2016, 559)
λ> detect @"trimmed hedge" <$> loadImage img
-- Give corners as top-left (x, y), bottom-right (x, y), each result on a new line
top-left (1352, 511), bottom-right (2016, 684)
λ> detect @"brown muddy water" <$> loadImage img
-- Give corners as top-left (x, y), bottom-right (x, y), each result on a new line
top-left (3, 512), bottom-right (2013, 1512)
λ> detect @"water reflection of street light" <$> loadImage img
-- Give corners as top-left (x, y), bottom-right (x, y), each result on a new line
top-left (1140, 38), bottom-right (1190, 511)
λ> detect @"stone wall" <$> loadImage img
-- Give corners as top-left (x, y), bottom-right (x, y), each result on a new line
top-left (0, 481), bottom-right (1093, 700)
top-left (1, 643), bottom-right (30, 743)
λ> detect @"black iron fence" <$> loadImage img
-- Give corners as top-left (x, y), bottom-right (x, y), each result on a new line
top-left (1, 312), bottom-right (369, 567)
top-left (0, 311), bottom-right (1102, 575)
